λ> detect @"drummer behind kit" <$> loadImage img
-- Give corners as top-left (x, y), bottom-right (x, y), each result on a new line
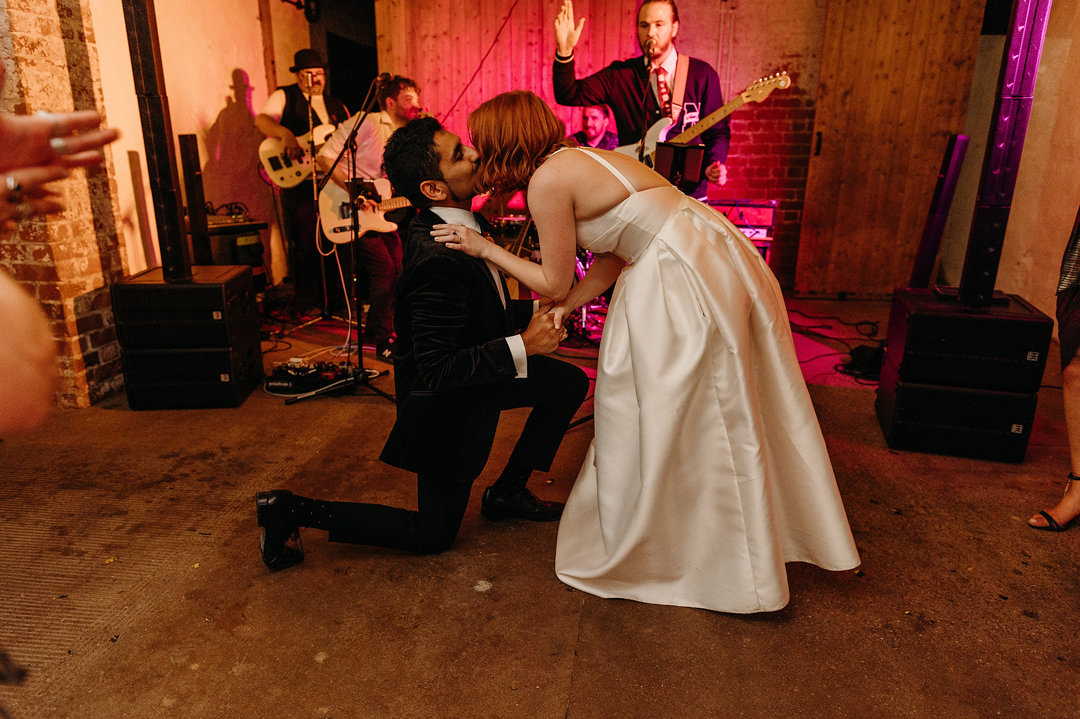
top-left (258, 123), bottom-right (336, 188)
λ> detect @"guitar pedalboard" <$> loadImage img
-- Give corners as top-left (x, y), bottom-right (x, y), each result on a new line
top-left (265, 359), bottom-right (358, 395)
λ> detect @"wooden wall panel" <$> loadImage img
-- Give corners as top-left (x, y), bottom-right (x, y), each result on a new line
top-left (374, 0), bottom-right (640, 142)
top-left (794, 0), bottom-right (984, 298)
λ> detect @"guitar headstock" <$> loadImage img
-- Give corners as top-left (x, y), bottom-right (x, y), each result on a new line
top-left (740, 72), bottom-right (792, 104)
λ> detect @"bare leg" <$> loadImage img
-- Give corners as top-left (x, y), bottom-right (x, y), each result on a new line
top-left (1029, 353), bottom-right (1080, 528)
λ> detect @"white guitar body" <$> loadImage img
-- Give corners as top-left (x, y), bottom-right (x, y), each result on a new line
top-left (318, 178), bottom-right (412, 243)
top-left (612, 72), bottom-right (792, 167)
top-left (259, 123), bottom-right (335, 188)
top-left (613, 118), bottom-right (673, 166)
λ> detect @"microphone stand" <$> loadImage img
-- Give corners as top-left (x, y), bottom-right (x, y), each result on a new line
top-left (303, 81), bottom-right (334, 321)
top-left (636, 44), bottom-right (655, 164)
top-left (291, 75), bottom-right (393, 405)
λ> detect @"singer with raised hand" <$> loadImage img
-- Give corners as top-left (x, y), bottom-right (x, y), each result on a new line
top-left (552, 0), bottom-right (729, 199)
top-left (315, 75), bottom-right (423, 359)
top-left (255, 50), bottom-right (350, 310)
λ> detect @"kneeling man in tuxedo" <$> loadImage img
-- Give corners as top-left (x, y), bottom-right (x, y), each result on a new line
top-left (255, 116), bottom-right (590, 570)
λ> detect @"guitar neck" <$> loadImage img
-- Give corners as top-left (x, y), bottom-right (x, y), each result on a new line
top-left (377, 197), bottom-right (411, 212)
top-left (668, 95), bottom-right (747, 144)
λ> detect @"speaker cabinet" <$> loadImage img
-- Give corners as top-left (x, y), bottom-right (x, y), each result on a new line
top-left (111, 265), bottom-right (262, 409)
top-left (883, 287), bottom-right (1052, 393)
top-left (876, 357), bottom-right (1037, 463)
top-left (876, 287), bottom-right (1051, 462)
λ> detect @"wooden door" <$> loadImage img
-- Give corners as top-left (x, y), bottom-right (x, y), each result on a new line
top-left (795, 0), bottom-right (985, 298)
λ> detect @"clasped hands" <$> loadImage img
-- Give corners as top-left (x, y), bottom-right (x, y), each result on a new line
top-left (432, 222), bottom-right (574, 332)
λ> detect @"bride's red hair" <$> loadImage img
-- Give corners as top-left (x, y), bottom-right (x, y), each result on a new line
top-left (468, 91), bottom-right (574, 196)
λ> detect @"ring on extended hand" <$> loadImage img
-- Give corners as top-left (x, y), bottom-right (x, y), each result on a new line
top-left (49, 136), bottom-right (68, 154)
top-left (4, 175), bottom-right (23, 205)
top-left (15, 202), bottom-right (33, 221)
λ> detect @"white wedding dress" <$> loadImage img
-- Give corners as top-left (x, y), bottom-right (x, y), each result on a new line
top-left (554, 149), bottom-right (860, 613)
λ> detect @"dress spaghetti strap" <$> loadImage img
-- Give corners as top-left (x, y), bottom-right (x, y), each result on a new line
top-left (573, 148), bottom-right (638, 195)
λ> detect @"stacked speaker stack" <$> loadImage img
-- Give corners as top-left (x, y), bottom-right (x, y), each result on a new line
top-left (111, 266), bottom-right (263, 410)
top-left (875, 288), bottom-right (1053, 462)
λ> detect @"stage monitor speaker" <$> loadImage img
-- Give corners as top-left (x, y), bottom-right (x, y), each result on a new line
top-left (883, 287), bottom-right (1052, 394)
top-left (876, 356), bottom-right (1037, 463)
top-left (112, 265), bottom-right (259, 349)
top-left (111, 265), bottom-right (262, 409)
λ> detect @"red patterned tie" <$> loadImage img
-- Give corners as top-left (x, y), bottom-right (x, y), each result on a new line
top-left (656, 67), bottom-right (672, 119)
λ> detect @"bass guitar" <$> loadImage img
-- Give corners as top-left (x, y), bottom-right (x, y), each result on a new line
top-left (614, 72), bottom-right (792, 167)
top-left (318, 178), bottom-right (412, 242)
top-left (258, 124), bottom-right (336, 188)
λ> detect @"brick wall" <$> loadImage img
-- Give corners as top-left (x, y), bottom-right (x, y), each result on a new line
top-left (707, 84), bottom-right (817, 291)
top-left (1, 0), bottom-right (126, 408)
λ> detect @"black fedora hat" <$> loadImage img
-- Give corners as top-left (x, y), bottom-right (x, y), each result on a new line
top-left (289, 49), bottom-right (326, 73)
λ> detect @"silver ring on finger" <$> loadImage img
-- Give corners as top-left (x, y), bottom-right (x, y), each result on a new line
top-left (49, 136), bottom-right (69, 154)
top-left (4, 175), bottom-right (23, 205)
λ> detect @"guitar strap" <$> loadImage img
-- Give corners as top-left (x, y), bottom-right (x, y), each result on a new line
top-left (670, 54), bottom-right (690, 124)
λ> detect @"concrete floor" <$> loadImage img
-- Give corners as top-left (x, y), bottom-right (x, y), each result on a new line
top-left (1, 299), bottom-right (1078, 718)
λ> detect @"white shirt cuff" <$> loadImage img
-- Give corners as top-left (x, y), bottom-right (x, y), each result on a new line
top-left (506, 335), bottom-right (528, 378)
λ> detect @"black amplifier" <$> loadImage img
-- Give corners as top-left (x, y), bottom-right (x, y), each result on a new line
top-left (111, 265), bottom-right (262, 409)
top-left (111, 265), bottom-right (258, 349)
top-left (883, 287), bottom-right (1052, 394)
top-left (876, 356), bottom-right (1038, 463)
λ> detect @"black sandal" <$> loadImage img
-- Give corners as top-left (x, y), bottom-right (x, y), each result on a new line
top-left (1029, 473), bottom-right (1080, 532)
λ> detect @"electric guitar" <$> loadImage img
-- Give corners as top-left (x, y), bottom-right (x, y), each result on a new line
top-left (258, 123), bottom-right (336, 188)
top-left (614, 72), bottom-right (792, 167)
top-left (318, 177), bottom-right (412, 242)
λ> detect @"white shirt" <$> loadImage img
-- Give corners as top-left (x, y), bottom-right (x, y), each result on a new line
top-left (259, 88), bottom-right (331, 126)
top-left (429, 207), bottom-right (529, 379)
top-left (318, 110), bottom-right (397, 181)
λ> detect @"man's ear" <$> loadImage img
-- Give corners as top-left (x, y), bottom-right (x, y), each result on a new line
top-left (419, 179), bottom-right (444, 203)
top-left (671, 20), bottom-right (679, 40)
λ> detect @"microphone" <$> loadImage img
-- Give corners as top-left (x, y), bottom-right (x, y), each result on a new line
top-left (643, 39), bottom-right (655, 68)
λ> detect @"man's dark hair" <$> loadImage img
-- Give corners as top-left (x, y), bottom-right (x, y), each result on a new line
top-left (383, 116), bottom-right (443, 209)
top-left (377, 75), bottom-right (419, 111)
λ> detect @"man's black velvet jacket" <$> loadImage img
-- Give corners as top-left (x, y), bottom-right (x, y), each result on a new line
top-left (380, 208), bottom-right (533, 480)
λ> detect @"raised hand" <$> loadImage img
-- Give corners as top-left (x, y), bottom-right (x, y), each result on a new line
top-left (0, 110), bottom-right (119, 173)
top-left (554, 0), bottom-right (586, 57)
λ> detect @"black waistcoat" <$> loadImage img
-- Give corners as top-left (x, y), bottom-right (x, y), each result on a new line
top-left (279, 83), bottom-right (348, 136)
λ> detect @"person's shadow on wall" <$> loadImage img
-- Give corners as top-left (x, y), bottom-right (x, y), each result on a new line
top-left (201, 69), bottom-right (280, 284)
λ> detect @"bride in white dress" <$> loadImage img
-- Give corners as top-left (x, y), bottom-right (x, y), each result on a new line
top-left (432, 91), bottom-right (859, 613)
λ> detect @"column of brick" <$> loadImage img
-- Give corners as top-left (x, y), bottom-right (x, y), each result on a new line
top-left (1, 0), bottom-right (125, 408)
top-left (710, 86), bottom-right (817, 291)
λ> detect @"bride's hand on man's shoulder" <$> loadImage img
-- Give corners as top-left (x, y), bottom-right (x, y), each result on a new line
top-left (430, 223), bottom-right (492, 258)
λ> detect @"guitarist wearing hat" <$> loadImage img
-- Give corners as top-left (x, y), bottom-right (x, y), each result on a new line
top-left (552, 0), bottom-right (730, 199)
top-left (256, 49), bottom-right (349, 308)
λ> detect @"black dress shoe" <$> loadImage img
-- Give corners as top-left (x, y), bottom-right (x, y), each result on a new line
top-left (255, 490), bottom-right (304, 571)
top-left (481, 487), bottom-right (564, 522)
